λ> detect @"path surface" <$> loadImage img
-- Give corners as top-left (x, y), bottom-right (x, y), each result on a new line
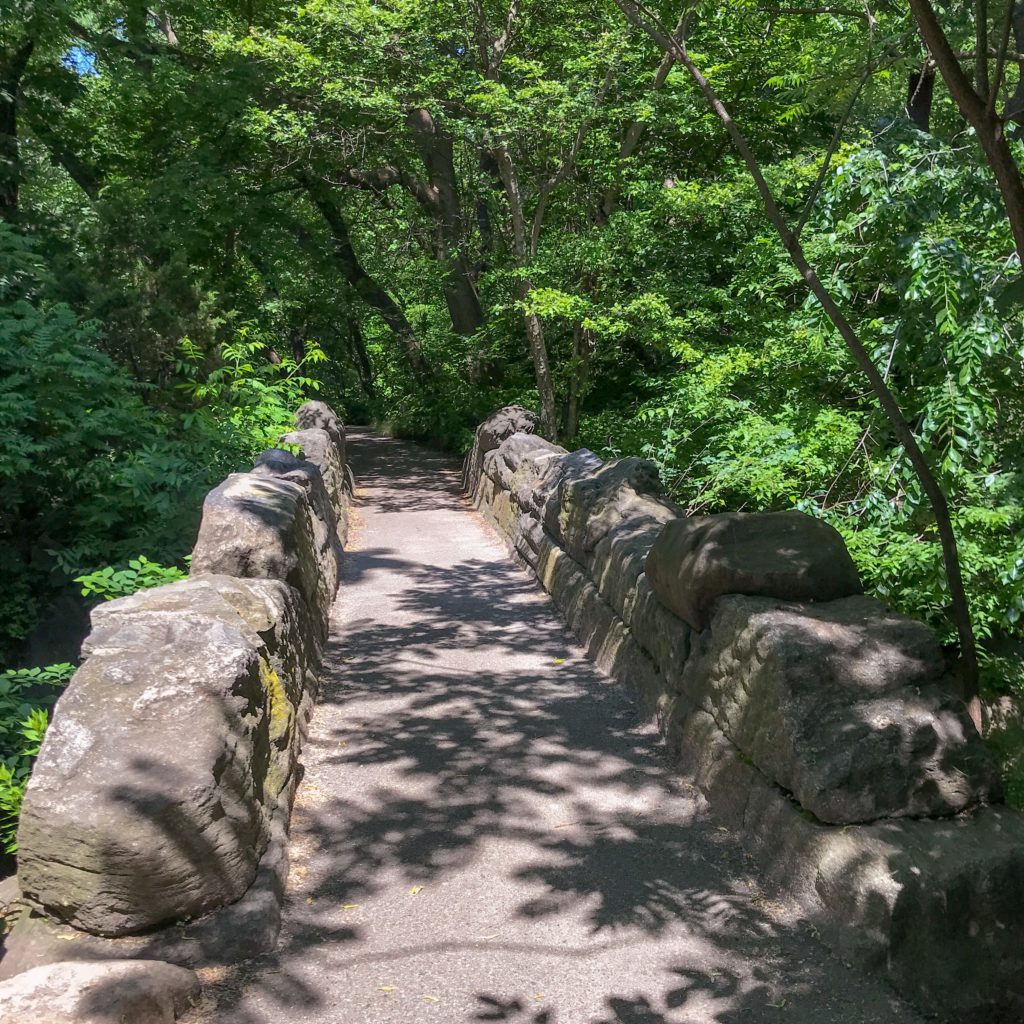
top-left (189, 433), bottom-right (920, 1024)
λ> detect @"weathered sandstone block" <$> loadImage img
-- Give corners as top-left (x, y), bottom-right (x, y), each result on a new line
top-left (17, 578), bottom-right (309, 936)
top-left (296, 399), bottom-right (346, 466)
top-left (667, 703), bottom-right (1024, 1022)
top-left (190, 472), bottom-right (334, 636)
top-left (555, 456), bottom-right (665, 563)
top-left (589, 503), bottom-right (680, 622)
top-left (488, 432), bottom-right (563, 491)
top-left (646, 509), bottom-right (862, 630)
top-left (463, 405), bottom-right (540, 494)
top-left (277, 429), bottom-right (348, 514)
top-left (681, 594), bottom-right (1002, 823)
top-left (539, 448), bottom-right (604, 541)
top-left (628, 575), bottom-right (692, 688)
top-left (0, 959), bottom-right (200, 1024)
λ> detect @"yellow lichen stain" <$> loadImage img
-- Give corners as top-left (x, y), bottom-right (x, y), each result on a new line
top-left (260, 658), bottom-right (294, 746)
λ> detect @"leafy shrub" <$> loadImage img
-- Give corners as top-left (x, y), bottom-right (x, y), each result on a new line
top-left (0, 227), bottom-right (332, 662)
top-left (75, 557), bottom-right (190, 601)
top-left (0, 664), bottom-right (74, 853)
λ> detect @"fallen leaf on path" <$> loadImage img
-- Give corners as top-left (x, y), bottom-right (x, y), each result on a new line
top-left (341, 903), bottom-right (359, 910)
top-left (380, 986), bottom-right (397, 993)
top-left (422, 994), bottom-right (439, 1002)
top-left (409, 885), bottom-right (424, 895)
top-left (305, 897), bottom-right (313, 904)
top-left (553, 658), bottom-right (566, 665)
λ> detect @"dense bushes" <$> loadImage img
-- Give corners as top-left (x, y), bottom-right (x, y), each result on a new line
top-left (0, 227), bottom-right (332, 667)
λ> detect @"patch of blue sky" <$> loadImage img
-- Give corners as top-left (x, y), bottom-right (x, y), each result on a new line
top-left (63, 46), bottom-right (99, 76)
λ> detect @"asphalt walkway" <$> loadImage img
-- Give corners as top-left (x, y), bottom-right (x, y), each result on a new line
top-left (188, 431), bottom-right (920, 1024)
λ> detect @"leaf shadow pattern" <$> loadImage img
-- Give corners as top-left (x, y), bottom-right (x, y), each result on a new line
top-left (186, 432), bottom-right (924, 1024)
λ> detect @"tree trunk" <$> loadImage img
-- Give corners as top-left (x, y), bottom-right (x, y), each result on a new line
top-left (304, 177), bottom-right (428, 380)
top-left (906, 65), bottom-right (936, 131)
top-left (1006, 2), bottom-right (1024, 135)
top-left (616, 0), bottom-right (984, 732)
top-left (908, 0), bottom-right (1024, 265)
top-left (0, 38), bottom-right (35, 223)
top-left (493, 144), bottom-right (559, 438)
top-left (563, 323), bottom-right (594, 442)
top-left (345, 317), bottom-right (376, 398)
top-left (406, 108), bottom-right (485, 336)
top-left (598, 11), bottom-right (684, 225)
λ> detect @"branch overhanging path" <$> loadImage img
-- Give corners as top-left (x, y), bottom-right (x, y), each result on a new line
top-left (614, 0), bottom-right (983, 732)
top-left (184, 431), bottom-right (924, 1024)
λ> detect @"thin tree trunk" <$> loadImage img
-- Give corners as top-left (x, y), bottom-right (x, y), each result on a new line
top-left (303, 177), bottom-right (428, 381)
top-left (564, 323), bottom-right (594, 442)
top-left (906, 65), bottom-right (936, 130)
top-left (406, 108), bottom-right (486, 336)
top-left (345, 317), bottom-right (376, 398)
top-left (976, 0), bottom-right (991, 96)
top-left (1006, 2), bottom-right (1024, 134)
top-left (598, 10), bottom-right (685, 225)
top-left (0, 38), bottom-right (35, 222)
top-left (909, 0), bottom-right (1024, 265)
top-left (616, 0), bottom-right (983, 731)
top-left (494, 144), bottom-right (559, 438)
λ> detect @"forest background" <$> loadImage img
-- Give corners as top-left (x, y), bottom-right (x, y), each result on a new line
top-left (2, 0), bottom-right (1024, 847)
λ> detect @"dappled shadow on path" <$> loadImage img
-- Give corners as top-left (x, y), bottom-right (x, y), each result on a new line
top-left (192, 434), bottom-right (917, 1024)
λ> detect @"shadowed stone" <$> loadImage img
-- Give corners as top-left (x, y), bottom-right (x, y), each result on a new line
top-left (276, 429), bottom-right (348, 517)
top-left (463, 405), bottom-right (540, 495)
top-left (554, 457), bottom-right (666, 564)
top-left (295, 400), bottom-right (346, 456)
top-left (488, 432), bottom-right (563, 492)
top-left (0, 959), bottom-right (200, 1024)
top-left (681, 594), bottom-right (1002, 823)
top-left (539, 448), bottom-right (604, 541)
top-left (190, 473), bottom-right (334, 637)
top-left (646, 510), bottom-right (863, 631)
top-left (17, 579), bottom-right (310, 936)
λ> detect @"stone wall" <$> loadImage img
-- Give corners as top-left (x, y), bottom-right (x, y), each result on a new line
top-left (466, 405), bottom-right (1024, 1022)
top-left (2, 401), bottom-right (351, 982)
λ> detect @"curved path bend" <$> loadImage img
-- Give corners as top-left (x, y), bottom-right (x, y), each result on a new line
top-left (188, 432), bottom-right (920, 1024)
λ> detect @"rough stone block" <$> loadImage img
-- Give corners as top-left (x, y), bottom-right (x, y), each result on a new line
top-left (667, 701), bottom-right (1024, 1022)
top-left (295, 399), bottom-right (346, 469)
top-left (539, 448), bottom-right (604, 541)
top-left (590, 511), bottom-right (678, 623)
top-left (509, 449), bottom-right (564, 516)
top-left (17, 581), bottom-right (305, 937)
top-left (646, 509), bottom-right (862, 630)
top-left (0, 959), bottom-right (200, 1024)
top-left (491, 432), bottom-right (563, 492)
top-left (554, 456), bottom-right (666, 563)
top-left (253, 448), bottom-right (342, 587)
top-left (628, 575), bottom-right (692, 689)
top-left (276, 428), bottom-right (348, 519)
top-left (681, 594), bottom-right (1002, 823)
top-left (463, 405), bottom-right (540, 495)
top-left (190, 472), bottom-right (334, 637)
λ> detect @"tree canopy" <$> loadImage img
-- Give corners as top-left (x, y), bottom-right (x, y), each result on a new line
top-left (2, 1), bottom-right (1023, 740)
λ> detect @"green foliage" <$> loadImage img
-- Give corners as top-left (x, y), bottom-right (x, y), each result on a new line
top-left (3, 0), bottom-right (1023, 720)
top-left (75, 557), bottom-right (190, 601)
top-left (174, 332), bottom-right (329, 456)
top-left (0, 663), bottom-right (74, 854)
top-left (0, 226), bottom-right (329, 662)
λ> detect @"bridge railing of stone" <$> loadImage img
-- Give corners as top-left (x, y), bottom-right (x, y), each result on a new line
top-left (466, 405), bottom-right (1024, 1024)
top-left (1, 401), bottom-right (352, 987)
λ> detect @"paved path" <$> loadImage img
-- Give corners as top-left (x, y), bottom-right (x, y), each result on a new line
top-left (189, 433), bottom-right (920, 1024)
